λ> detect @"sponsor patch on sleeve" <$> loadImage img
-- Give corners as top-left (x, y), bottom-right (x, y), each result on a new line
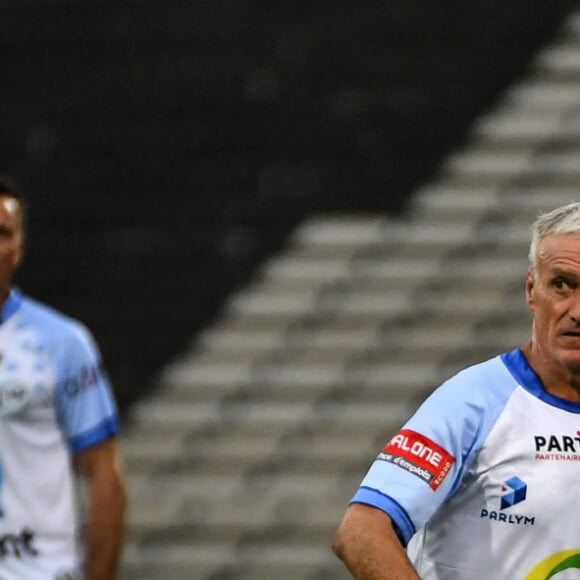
top-left (377, 429), bottom-right (455, 490)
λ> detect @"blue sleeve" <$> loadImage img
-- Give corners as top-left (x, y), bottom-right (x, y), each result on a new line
top-left (350, 356), bottom-right (516, 545)
top-left (55, 324), bottom-right (120, 453)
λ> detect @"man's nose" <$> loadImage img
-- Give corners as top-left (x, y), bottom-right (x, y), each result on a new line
top-left (570, 294), bottom-right (580, 323)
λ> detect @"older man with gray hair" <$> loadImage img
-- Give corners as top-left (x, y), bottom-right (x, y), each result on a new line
top-left (333, 201), bottom-right (580, 579)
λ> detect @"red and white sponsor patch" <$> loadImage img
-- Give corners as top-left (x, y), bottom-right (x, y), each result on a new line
top-left (378, 429), bottom-right (455, 490)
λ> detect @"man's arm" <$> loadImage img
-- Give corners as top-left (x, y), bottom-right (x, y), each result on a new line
top-left (332, 503), bottom-right (420, 580)
top-left (75, 437), bottom-right (128, 580)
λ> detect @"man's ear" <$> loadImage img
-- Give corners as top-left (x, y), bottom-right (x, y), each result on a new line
top-left (526, 268), bottom-right (536, 312)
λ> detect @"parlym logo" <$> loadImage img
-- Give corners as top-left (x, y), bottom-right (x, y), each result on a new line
top-left (480, 476), bottom-right (533, 526)
top-left (501, 476), bottom-right (527, 510)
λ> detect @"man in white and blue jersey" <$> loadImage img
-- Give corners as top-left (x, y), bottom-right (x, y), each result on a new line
top-left (333, 201), bottom-right (580, 579)
top-left (0, 179), bottom-right (127, 580)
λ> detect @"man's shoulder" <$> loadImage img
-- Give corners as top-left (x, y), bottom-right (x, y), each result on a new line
top-left (453, 352), bottom-right (513, 381)
top-left (437, 351), bottom-right (519, 407)
top-left (18, 295), bottom-right (90, 340)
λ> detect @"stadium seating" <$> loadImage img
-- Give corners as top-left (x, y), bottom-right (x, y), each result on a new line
top-left (119, 9), bottom-right (580, 579)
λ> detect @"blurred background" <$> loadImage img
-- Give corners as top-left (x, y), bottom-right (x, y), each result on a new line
top-left (3, 0), bottom-right (580, 578)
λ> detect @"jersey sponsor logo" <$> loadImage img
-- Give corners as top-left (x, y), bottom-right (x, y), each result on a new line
top-left (500, 476), bottom-right (527, 510)
top-left (0, 528), bottom-right (39, 559)
top-left (525, 550), bottom-right (580, 579)
top-left (0, 381), bottom-right (31, 417)
top-left (480, 508), bottom-right (535, 526)
top-left (61, 363), bottom-right (103, 398)
top-left (481, 477), bottom-right (535, 526)
top-left (377, 429), bottom-right (455, 490)
top-left (534, 432), bottom-right (580, 461)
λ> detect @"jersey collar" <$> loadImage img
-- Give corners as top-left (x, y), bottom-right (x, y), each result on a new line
top-left (0, 289), bottom-right (23, 324)
top-left (502, 348), bottom-right (580, 413)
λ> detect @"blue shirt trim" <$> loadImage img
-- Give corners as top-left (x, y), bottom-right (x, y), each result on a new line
top-left (501, 348), bottom-right (580, 413)
top-left (69, 416), bottom-right (120, 452)
top-left (350, 486), bottom-right (416, 546)
top-left (0, 289), bottom-right (22, 323)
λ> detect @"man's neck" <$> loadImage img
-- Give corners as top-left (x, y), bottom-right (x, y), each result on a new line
top-left (522, 341), bottom-right (580, 402)
top-left (0, 288), bottom-right (10, 312)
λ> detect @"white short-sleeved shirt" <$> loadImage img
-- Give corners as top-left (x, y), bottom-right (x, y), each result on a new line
top-left (0, 290), bottom-right (120, 579)
top-left (351, 349), bottom-right (580, 579)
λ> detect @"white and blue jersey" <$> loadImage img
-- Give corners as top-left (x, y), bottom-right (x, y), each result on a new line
top-left (352, 350), bottom-right (580, 579)
top-left (0, 289), bottom-right (120, 579)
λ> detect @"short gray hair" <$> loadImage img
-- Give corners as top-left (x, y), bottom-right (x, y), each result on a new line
top-left (529, 201), bottom-right (580, 273)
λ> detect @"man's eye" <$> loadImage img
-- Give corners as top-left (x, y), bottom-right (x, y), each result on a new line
top-left (554, 279), bottom-right (570, 290)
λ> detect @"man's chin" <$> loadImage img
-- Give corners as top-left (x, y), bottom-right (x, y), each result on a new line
top-left (560, 352), bottom-right (580, 373)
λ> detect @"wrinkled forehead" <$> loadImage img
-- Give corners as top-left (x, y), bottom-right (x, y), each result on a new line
top-left (537, 234), bottom-right (580, 266)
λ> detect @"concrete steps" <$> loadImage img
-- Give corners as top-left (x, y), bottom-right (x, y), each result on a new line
top-left (119, 6), bottom-right (580, 579)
